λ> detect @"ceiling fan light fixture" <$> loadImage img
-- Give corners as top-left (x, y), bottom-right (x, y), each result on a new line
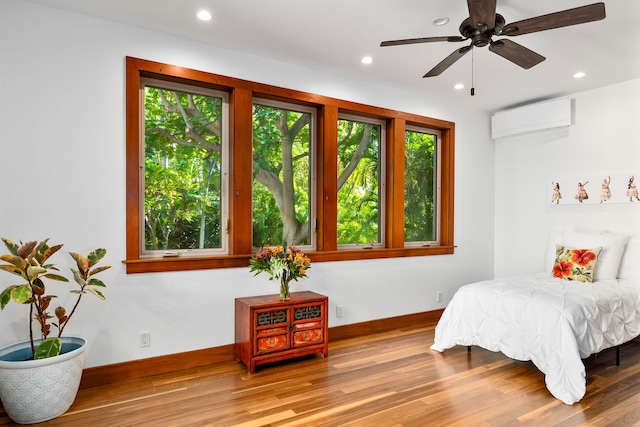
top-left (454, 83), bottom-right (465, 90)
top-left (361, 56), bottom-right (373, 65)
top-left (573, 71), bottom-right (586, 79)
top-left (432, 17), bottom-right (450, 26)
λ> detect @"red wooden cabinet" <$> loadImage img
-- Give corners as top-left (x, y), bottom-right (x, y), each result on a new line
top-left (234, 291), bottom-right (329, 373)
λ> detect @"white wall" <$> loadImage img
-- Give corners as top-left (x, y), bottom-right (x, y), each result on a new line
top-left (0, 0), bottom-right (494, 367)
top-left (494, 78), bottom-right (640, 277)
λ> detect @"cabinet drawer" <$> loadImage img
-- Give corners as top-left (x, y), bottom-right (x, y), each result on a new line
top-left (293, 328), bottom-right (324, 347)
top-left (256, 333), bottom-right (289, 354)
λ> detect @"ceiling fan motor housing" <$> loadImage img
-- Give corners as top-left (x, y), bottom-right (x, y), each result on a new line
top-left (459, 14), bottom-right (506, 47)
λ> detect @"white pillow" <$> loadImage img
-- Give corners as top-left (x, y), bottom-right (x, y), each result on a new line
top-left (561, 231), bottom-right (628, 281)
top-left (544, 231), bottom-right (563, 274)
top-left (618, 235), bottom-right (640, 282)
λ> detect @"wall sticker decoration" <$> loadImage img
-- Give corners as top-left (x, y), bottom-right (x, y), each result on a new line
top-left (548, 174), bottom-right (639, 205)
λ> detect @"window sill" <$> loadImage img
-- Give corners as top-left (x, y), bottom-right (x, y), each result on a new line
top-left (122, 246), bottom-right (456, 274)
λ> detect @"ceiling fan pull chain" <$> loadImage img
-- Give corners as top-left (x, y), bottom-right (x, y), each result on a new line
top-left (471, 48), bottom-right (475, 96)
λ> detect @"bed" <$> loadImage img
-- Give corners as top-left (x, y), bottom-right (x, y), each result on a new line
top-left (430, 231), bottom-right (640, 405)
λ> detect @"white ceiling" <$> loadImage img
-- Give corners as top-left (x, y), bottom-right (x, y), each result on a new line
top-left (26, 0), bottom-right (640, 112)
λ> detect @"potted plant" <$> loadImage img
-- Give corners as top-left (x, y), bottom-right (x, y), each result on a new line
top-left (0, 237), bottom-right (110, 424)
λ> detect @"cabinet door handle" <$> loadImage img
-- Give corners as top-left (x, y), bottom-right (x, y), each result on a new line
top-left (288, 324), bottom-right (294, 330)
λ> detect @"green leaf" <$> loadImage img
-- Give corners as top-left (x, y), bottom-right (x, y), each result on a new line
top-left (33, 239), bottom-right (50, 264)
top-left (86, 248), bottom-right (106, 267)
top-left (1, 237), bottom-right (19, 256)
top-left (10, 284), bottom-right (33, 304)
top-left (71, 268), bottom-right (87, 287)
top-left (35, 338), bottom-right (62, 359)
top-left (88, 278), bottom-right (107, 288)
top-left (26, 266), bottom-right (47, 280)
top-left (0, 264), bottom-right (24, 277)
top-left (43, 273), bottom-right (70, 282)
top-left (87, 287), bottom-right (106, 300)
top-left (0, 286), bottom-right (18, 309)
top-left (88, 265), bottom-right (111, 277)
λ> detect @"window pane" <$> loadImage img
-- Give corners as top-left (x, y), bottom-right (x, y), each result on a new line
top-left (143, 84), bottom-right (225, 252)
top-left (337, 118), bottom-right (382, 245)
top-left (252, 102), bottom-right (312, 248)
top-left (405, 128), bottom-right (436, 243)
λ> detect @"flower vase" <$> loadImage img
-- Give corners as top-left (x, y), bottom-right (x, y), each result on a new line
top-left (279, 278), bottom-right (291, 301)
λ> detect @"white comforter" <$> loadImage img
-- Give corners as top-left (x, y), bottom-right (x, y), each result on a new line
top-left (430, 274), bottom-right (640, 404)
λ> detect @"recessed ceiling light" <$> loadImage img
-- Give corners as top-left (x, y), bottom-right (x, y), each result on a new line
top-left (361, 56), bottom-right (373, 65)
top-left (432, 17), bottom-right (450, 26)
top-left (197, 10), bottom-right (212, 21)
top-left (573, 71), bottom-right (586, 79)
top-left (454, 83), bottom-right (465, 90)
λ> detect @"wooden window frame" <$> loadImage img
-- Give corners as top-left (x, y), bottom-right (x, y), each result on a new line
top-left (124, 56), bottom-right (455, 274)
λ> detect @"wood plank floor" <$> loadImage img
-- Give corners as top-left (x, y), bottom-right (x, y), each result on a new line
top-left (3, 323), bottom-right (640, 426)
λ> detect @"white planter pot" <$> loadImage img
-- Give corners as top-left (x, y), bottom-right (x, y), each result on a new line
top-left (0, 337), bottom-right (86, 425)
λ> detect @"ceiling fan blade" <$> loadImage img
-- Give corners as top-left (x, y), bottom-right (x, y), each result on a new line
top-left (423, 45), bottom-right (472, 77)
top-left (380, 36), bottom-right (465, 47)
top-left (489, 39), bottom-right (545, 69)
top-left (501, 2), bottom-right (605, 36)
top-left (467, 0), bottom-right (497, 32)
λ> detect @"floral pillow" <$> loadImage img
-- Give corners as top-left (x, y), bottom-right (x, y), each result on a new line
top-left (552, 244), bottom-right (602, 283)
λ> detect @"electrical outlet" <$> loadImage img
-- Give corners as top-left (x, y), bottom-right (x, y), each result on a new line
top-left (140, 331), bottom-right (150, 347)
top-left (436, 291), bottom-right (443, 302)
top-left (336, 305), bottom-right (344, 318)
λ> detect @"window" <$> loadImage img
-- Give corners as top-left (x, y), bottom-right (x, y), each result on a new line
top-left (141, 78), bottom-right (228, 257)
top-left (337, 116), bottom-right (384, 248)
top-left (252, 100), bottom-right (315, 250)
top-left (404, 126), bottom-right (440, 246)
top-left (125, 57), bottom-right (455, 273)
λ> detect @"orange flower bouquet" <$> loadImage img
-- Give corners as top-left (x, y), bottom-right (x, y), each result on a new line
top-left (249, 245), bottom-right (311, 300)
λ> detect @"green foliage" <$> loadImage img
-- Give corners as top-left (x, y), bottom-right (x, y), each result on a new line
top-left (144, 86), bottom-right (223, 251)
top-left (252, 104), bottom-right (311, 247)
top-left (404, 130), bottom-right (436, 242)
top-left (0, 238), bottom-right (110, 359)
top-left (34, 338), bottom-right (61, 360)
top-left (336, 120), bottom-right (380, 244)
top-left (143, 84), bottom-right (432, 250)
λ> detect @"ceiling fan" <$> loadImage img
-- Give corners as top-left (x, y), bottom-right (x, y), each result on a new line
top-left (380, 1), bottom-right (606, 78)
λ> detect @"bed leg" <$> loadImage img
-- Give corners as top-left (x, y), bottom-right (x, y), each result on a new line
top-left (467, 346), bottom-right (471, 352)
top-left (616, 345), bottom-right (620, 366)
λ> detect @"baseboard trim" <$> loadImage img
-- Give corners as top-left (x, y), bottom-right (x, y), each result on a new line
top-left (80, 308), bottom-right (444, 389)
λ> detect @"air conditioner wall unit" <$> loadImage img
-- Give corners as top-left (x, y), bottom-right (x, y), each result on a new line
top-left (491, 98), bottom-right (572, 139)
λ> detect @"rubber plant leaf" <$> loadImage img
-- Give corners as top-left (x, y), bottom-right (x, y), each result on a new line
top-left (0, 264), bottom-right (23, 277)
top-left (86, 248), bottom-right (106, 267)
top-left (88, 278), bottom-right (107, 288)
top-left (0, 285), bottom-right (19, 309)
top-left (69, 252), bottom-right (89, 273)
top-left (17, 241), bottom-right (38, 259)
top-left (86, 287), bottom-right (106, 300)
top-left (43, 273), bottom-right (70, 282)
top-left (10, 284), bottom-right (33, 304)
top-left (26, 266), bottom-right (47, 280)
top-left (88, 265), bottom-right (111, 277)
top-left (0, 254), bottom-right (27, 270)
top-left (35, 337), bottom-right (62, 359)
top-left (41, 243), bottom-right (64, 264)
top-left (1, 237), bottom-right (19, 256)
